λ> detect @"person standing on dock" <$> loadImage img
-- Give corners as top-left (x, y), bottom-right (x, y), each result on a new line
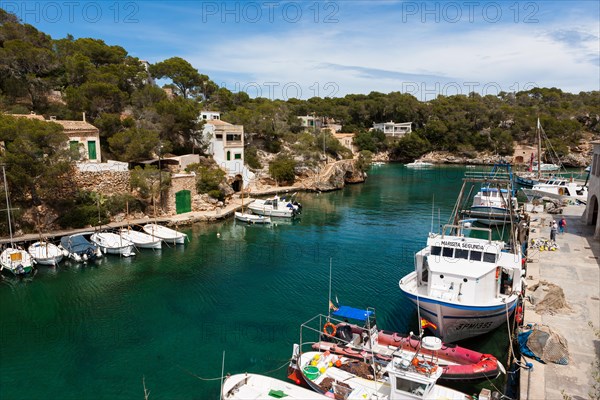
top-left (559, 217), bottom-right (566, 234)
top-left (550, 220), bottom-right (558, 241)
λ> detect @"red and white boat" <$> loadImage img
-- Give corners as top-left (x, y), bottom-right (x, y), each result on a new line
top-left (306, 306), bottom-right (504, 383)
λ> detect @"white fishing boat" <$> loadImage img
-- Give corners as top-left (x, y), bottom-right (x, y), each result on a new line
top-left (59, 233), bottom-right (102, 262)
top-left (406, 160), bottom-right (433, 168)
top-left (470, 187), bottom-right (518, 226)
top-left (399, 225), bottom-right (523, 343)
top-left (222, 373), bottom-right (328, 399)
top-left (28, 241), bottom-right (64, 266)
top-left (0, 165), bottom-right (34, 276)
top-left (90, 232), bottom-right (135, 257)
top-left (247, 194), bottom-right (301, 218)
top-left (522, 177), bottom-right (588, 203)
top-left (0, 247), bottom-right (35, 275)
top-left (289, 347), bottom-right (473, 399)
top-left (143, 223), bottom-right (187, 245)
top-left (118, 227), bottom-right (162, 249)
top-left (234, 211), bottom-right (271, 224)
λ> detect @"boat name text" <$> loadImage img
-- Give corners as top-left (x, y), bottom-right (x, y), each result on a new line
top-left (440, 241), bottom-right (485, 251)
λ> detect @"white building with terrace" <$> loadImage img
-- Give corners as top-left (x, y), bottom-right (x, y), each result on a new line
top-left (201, 111), bottom-right (254, 190)
top-left (372, 121), bottom-right (412, 137)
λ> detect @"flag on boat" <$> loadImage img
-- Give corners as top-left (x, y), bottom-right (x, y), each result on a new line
top-left (329, 301), bottom-right (339, 311)
top-left (421, 318), bottom-right (437, 330)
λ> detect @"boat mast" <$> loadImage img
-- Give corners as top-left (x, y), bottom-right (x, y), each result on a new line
top-left (537, 118), bottom-right (541, 180)
top-left (2, 164), bottom-right (14, 246)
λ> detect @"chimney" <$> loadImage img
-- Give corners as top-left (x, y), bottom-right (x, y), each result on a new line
top-left (82, 112), bottom-right (86, 122)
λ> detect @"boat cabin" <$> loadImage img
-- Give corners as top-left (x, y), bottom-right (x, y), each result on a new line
top-left (387, 351), bottom-right (443, 399)
top-left (415, 232), bottom-right (521, 305)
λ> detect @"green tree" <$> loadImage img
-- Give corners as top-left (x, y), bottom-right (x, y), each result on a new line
top-left (149, 57), bottom-right (204, 99)
top-left (269, 155), bottom-right (296, 185)
top-left (108, 127), bottom-right (162, 161)
top-left (389, 132), bottom-right (431, 162)
top-left (0, 115), bottom-right (71, 205)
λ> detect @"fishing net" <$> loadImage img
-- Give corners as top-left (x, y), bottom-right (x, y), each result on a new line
top-left (521, 325), bottom-right (569, 365)
top-left (530, 280), bottom-right (571, 315)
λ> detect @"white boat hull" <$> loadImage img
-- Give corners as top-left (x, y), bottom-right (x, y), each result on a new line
top-left (119, 229), bottom-right (162, 249)
top-left (0, 248), bottom-right (35, 275)
top-left (143, 224), bottom-right (187, 245)
top-left (222, 373), bottom-right (327, 399)
top-left (469, 206), bottom-right (512, 226)
top-left (90, 233), bottom-right (135, 257)
top-left (28, 242), bottom-right (64, 266)
top-left (234, 212), bottom-right (271, 224)
top-left (247, 205), bottom-right (295, 218)
top-left (400, 272), bottom-right (518, 342)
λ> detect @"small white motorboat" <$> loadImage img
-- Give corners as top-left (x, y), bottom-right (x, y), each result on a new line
top-left (0, 247), bottom-right (35, 275)
top-left (90, 232), bottom-right (135, 257)
top-left (247, 195), bottom-right (301, 218)
top-left (222, 373), bottom-right (328, 399)
top-left (406, 160), bottom-right (433, 168)
top-left (118, 228), bottom-right (162, 249)
top-left (143, 223), bottom-right (187, 245)
top-left (28, 241), bottom-right (64, 266)
top-left (234, 212), bottom-right (271, 224)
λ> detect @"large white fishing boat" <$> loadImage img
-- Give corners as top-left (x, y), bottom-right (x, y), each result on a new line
top-left (399, 224), bottom-right (523, 343)
top-left (522, 177), bottom-right (588, 204)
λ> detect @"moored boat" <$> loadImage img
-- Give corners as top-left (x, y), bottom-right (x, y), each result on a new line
top-left (469, 187), bottom-right (518, 226)
top-left (222, 373), bottom-right (328, 399)
top-left (28, 241), bottom-right (64, 266)
top-left (521, 178), bottom-right (588, 204)
top-left (234, 211), bottom-right (271, 224)
top-left (142, 223), bottom-right (187, 245)
top-left (59, 233), bottom-right (102, 262)
top-left (311, 306), bottom-right (503, 382)
top-left (289, 347), bottom-right (474, 399)
top-left (406, 160), bottom-right (433, 168)
top-left (90, 232), bottom-right (135, 257)
top-left (118, 227), bottom-right (162, 249)
top-left (0, 247), bottom-right (34, 275)
top-left (247, 194), bottom-right (301, 218)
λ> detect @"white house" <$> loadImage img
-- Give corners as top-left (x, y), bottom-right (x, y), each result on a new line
top-left (372, 121), bottom-right (412, 137)
top-left (583, 140), bottom-right (600, 239)
top-left (298, 115), bottom-right (323, 130)
top-left (201, 111), bottom-right (254, 190)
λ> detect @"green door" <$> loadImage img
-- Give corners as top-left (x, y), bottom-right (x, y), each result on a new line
top-left (87, 141), bottom-right (97, 160)
top-left (175, 190), bottom-right (191, 214)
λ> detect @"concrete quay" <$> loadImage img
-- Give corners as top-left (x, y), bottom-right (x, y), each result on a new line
top-left (520, 204), bottom-right (599, 400)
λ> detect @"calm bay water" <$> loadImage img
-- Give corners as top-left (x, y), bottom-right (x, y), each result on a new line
top-left (0, 164), bottom-right (508, 399)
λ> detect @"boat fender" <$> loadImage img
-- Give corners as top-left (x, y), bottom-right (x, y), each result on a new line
top-left (495, 267), bottom-right (500, 279)
top-left (323, 322), bottom-right (337, 337)
top-left (515, 305), bottom-right (524, 324)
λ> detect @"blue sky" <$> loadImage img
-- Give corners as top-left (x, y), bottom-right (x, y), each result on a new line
top-left (2, 0), bottom-right (599, 100)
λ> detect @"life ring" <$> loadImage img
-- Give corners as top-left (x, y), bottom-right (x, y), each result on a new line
top-left (323, 322), bottom-right (337, 336)
top-left (558, 188), bottom-right (564, 196)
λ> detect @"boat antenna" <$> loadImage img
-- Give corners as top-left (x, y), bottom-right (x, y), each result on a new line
top-left (328, 257), bottom-right (333, 321)
top-left (430, 194), bottom-right (434, 233)
top-left (219, 350), bottom-right (225, 400)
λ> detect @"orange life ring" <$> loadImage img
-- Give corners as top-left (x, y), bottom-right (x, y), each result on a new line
top-left (323, 322), bottom-right (337, 336)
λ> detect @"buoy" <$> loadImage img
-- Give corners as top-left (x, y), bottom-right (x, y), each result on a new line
top-left (217, 233), bottom-right (221, 238)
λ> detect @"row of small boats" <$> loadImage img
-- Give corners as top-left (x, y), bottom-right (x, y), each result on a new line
top-left (0, 224), bottom-right (187, 276)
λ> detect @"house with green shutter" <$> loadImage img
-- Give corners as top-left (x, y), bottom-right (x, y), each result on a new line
top-left (8, 112), bottom-right (102, 163)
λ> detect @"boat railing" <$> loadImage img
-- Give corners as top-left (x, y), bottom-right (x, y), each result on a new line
top-left (442, 224), bottom-right (492, 242)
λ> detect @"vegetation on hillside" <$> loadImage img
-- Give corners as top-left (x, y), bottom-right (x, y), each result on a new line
top-left (0, 9), bottom-right (598, 233)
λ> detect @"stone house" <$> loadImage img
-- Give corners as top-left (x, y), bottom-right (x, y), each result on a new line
top-left (333, 133), bottom-right (356, 154)
top-left (513, 143), bottom-right (537, 165)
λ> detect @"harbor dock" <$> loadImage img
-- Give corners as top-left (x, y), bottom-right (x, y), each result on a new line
top-left (520, 204), bottom-right (599, 399)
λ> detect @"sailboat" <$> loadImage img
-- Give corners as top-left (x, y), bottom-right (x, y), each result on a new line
top-left (234, 187), bottom-right (271, 224)
top-left (0, 165), bottom-right (35, 276)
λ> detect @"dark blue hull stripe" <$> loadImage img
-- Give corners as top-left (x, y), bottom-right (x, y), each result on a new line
top-left (402, 291), bottom-right (516, 312)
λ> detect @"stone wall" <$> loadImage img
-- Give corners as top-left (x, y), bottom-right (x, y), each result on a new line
top-left (73, 170), bottom-right (130, 195)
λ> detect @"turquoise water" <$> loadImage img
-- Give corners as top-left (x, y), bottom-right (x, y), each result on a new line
top-left (0, 165), bottom-right (508, 399)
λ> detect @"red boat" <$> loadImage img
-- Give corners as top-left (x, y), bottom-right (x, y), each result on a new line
top-left (309, 306), bottom-right (504, 383)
